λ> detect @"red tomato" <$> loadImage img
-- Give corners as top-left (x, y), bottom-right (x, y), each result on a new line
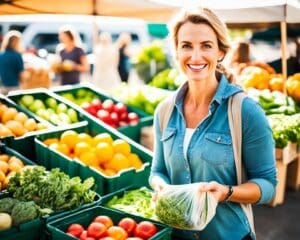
top-left (118, 217), bottom-right (137, 236)
top-left (93, 215), bottom-right (114, 229)
top-left (107, 226), bottom-right (128, 240)
top-left (79, 230), bottom-right (88, 240)
top-left (66, 223), bottom-right (84, 237)
top-left (79, 230), bottom-right (96, 240)
top-left (134, 221), bottom-right (157, 239)
top-left (87, 222), bottom-right (107, 238)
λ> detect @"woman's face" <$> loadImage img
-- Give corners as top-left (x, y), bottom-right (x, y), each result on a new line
top-left (59, 32), bottom-right (72, 45)
top-left (176, 22), bottom-right (224, 82)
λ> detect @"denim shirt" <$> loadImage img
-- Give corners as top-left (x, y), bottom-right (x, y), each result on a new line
top-left (150, 75), bottom-right (277, 240)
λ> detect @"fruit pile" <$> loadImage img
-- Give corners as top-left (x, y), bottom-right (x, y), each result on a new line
top-left (0, 154), bottom-right (29, 191)
top-left (18, 95), bottom-right (79, 125)
top-left (66, 215), bottom-right (158, 240)
top-left (0, 103), bottom-right (47, 138)
top-left (81, 99), bottom-right (139, 129)
top-left (43, 130), bottom-right (143, 176)
top-left (58, 89), bottom-right (140, 129)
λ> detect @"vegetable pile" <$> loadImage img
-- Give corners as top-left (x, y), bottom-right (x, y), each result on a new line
top-left (7, 166), bottom-right (96, 210)
top-left (105, 187), bottom-right (156, 219)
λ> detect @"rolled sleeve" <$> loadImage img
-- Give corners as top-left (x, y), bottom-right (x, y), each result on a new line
top-left (242, 98), bottom-right (277, 204)
top-left (249, 178), bottom-right (276, 204)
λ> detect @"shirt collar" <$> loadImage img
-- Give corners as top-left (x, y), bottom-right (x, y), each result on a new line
top-left (174, 74), bottom-right (243, 108)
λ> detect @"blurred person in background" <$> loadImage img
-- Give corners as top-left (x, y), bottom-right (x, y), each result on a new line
top-left (229, 40), bottom-right (251, 70)
top-left (117, 33), bottom-right (132, 82)
top-left (57, 25), bottom-right (89, 85)
top-left (0, 30), bottom-right (26, 94)
top-left (93, 32), bottom-right (121, 91)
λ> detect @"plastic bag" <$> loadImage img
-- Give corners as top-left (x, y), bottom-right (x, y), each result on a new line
top-left (155, 183), bottom-right (217, 230)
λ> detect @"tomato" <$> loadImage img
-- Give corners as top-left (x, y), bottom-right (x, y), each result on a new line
top-left (79, 230), bottom-right (88, 240)
top-left (87, 222), bottom-right (107, 238)
top-left (118, 217), bottom-right (137, 236)
top-left (107, 226), bottom-right (128, 240)
top-left (66, 223), bottom-right (84, 237)
top-left (134, 221), bottom-right (157, 239)
top-left (93, 215), bottom-right (114, 229)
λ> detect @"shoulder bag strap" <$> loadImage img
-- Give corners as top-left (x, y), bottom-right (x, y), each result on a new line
top-left (228, 92), bottom-right (256, 237)
top-left (158, 96), bottom-right (175, 134)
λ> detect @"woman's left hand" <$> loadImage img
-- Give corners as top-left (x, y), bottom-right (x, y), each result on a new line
top-left (199, 181), bottom-right (230, 203)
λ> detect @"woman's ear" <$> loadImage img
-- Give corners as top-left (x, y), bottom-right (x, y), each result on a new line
top-left (218, 50), bottom-right (225, 62)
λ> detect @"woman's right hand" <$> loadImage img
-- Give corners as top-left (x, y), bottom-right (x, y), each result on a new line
top-left (150, 177), bottom-right (168, 203)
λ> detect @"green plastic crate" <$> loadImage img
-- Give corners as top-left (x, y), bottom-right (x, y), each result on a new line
top-left (0, 190), bottom-right (100, 240)
top-left (46, 205), bottom-right (172, 240)
top-left (7, 88), bottom-right (86, 126)
top-left (35, 120), bottom-right (153, 196)
top-left (52, 84), bottom-right (154, 140)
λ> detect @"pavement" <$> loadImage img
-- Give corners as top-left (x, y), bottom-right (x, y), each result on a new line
top-left (254, 189), bottom-right (300, 240)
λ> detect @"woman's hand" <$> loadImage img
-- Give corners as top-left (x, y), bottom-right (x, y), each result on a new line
top-left (150, 177), bottom-right (168, 203)
top-left (199, 181), bottom-right (230, 203)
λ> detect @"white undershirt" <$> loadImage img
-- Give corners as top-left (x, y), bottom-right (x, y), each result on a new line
top-left (183, 128), bottom-right (196, 159)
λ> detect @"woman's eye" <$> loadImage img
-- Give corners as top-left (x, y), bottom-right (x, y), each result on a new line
top-left (182, 44), bottom-right (191, 49)
top-left (203, 44), bottom-right (212, 49)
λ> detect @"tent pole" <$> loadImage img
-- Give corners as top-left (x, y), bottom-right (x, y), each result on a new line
top-left (280, 21), bottom-right (287, 94)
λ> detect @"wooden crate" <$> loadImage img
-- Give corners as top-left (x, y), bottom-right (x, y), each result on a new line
top-left (275, 142), bottom-right (298, 164)
top-left (286, 153), bottom-right (300, 190)
top-left (269, 160), bottom-right (288, 207)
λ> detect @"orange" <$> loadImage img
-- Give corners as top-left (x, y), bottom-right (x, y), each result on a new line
top-left (8, 156), bottom-right (24, 167)
top-left (24, 118), bottom-right (37, 131)
top-left (74, 141), bottom-right (91, 157)
top-left (104, 153), bottom-right (130, 172)
top-left (93, 133), bottom-right (113, 146)
top-left (6, 120), bottom-right (26, 136)
top-left (77, 132), bottom-right (93, 145)
top-left (60, 130), bottom-right (78, 150)
top-left (8, 161), bottom-right (22, 172)
top-left (104, 168), bottom-right (116, 176)
top-left (43, 138), bottom-right (59, 146)
top-left (49, 143), bottom-right (70, 156)
top-left (95, 142), bottom-right (113, 164)
top-left (0, 104), bottom-right (8, 118)
top-left (14, 112), bottom-right (28, 124)
top-left (0, 161), bottom-right (8, 174)
top-left (0, 124), bottom-right (13, 137)
top-left (0, 170), bottom-right (5, 183)
top-left (0, 154), bottom-right (9, 162)
top-left (78, 151), bottom-right (99, 167)
top-left (128, 153), bottom-right (143, 170)
top-left (112, 139), bottom-right (131, 156)
top-left (1, 107), bottom-right (18, 123)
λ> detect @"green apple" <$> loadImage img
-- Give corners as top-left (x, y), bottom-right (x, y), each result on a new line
top-left (47, 108), bottom-right (55, 115)
top-left (76, 89), bottom-right (87, 98)
top-left (58, 113), bottom-right (71, 124)
top-left (45, 97), bottom-right (58, 109)
top-left (20, 95), bottom-right (34, 107)
top-left (29, 99), bottom-right (46, 113)
top-left (36, 109), bottom-right (50, 121)
top-left (67, 108), bottom-right (78, 123)
top-left (61, 93), bottom-right (75, 102)
top-left (56, 103), bottom-right (68, 113)
top-left (49, 114), bottom-right (60, 125)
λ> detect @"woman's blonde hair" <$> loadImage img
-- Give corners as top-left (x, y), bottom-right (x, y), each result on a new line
top-left (1, 30), bottom-right (22, 52)
top-left (168, 7), bottom-right (234, 82)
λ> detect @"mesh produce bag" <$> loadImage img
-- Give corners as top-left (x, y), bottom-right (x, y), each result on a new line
top-left (155, 183), bottom-right (217, 230)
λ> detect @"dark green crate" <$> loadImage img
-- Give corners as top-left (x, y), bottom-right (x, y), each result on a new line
top-left (46, 205), bottom-right (172, 240)
top-left (35, 120), bottom-right (153, 196)
top-left (0, 217), bottom-right (44, 240)
top-left (7, 88), bottom-right (86, 126)
top-left (52, 84), bottom-right (154, 134)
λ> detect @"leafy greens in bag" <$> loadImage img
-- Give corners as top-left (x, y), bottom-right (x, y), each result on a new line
top-left (155, 183), bottom-right (217, 230)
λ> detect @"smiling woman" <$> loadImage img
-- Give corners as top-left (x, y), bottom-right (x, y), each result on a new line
top-left (149, 7), bottom-right (277, 240)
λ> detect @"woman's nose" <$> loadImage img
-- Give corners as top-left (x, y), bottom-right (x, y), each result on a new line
top-left (191, 48), bottom-right (201, 60)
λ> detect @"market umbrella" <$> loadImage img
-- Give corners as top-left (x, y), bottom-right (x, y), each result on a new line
top-left (0, 0), bottom-right (175, 22)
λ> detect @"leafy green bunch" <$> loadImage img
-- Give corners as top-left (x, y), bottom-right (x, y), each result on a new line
top-left (7, 166), bottom-right (96, 210)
